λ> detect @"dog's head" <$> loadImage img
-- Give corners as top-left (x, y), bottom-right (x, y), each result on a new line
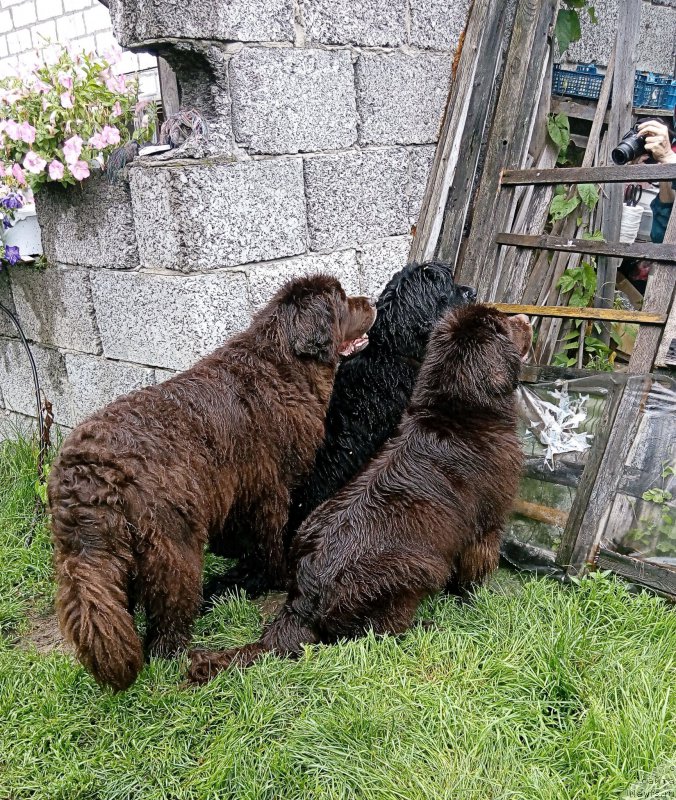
top-left (274, 274), bottom-right (376, 364)
top-left (368, 261), bottom-right (476, 361)
top-left (414, 305), bottom-right (532, 409)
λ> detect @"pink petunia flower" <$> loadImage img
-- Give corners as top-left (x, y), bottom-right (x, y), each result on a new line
top-left (111, 101), bottom-right (123, 118)
top-left (4, 120), bottom-right (20, 140)
top-left (101, 125), bottom-right (120, 146)
top-left (62, 135), bottom-right (83, 165)
top-left (60, 91), bottom-right (74, 109)
top-left (69, 160), bottom-right (90, 181)
top-left (23, 151), bottom-right (47, 174)
top-left (0, 163), bottom-right (5, 178)
top-left (105, 74), bottom-right (126, 93)
top-left (18, 121), bottom-right (36, 144)
top-left (58, 72), bottom-right (73, 90)
top-left (88, 131), bottom-right (107, 150)
top-left (12, 163), bottom-right (26, 185)
top-left (48, 160), bottom-right (64, 180)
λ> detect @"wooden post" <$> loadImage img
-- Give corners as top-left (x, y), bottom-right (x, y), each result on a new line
top-left (157, 56), bottom-right (180, 119)
top-left (409, 0), bottom-right (509, 269)
top-left (454, 0), bottom-right (559, 299)
top-left (596, 0), bottom-right (642, 323)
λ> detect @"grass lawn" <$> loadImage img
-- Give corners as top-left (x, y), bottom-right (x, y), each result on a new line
top-left (0, 434), bottom-right (675, 800)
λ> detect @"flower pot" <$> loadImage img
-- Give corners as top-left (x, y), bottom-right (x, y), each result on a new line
top-left (35, 170), bottom-right (139, 269)
top-left (3, 204), bottom-right (43, 258)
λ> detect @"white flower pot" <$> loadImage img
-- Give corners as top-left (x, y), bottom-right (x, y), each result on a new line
top-left (4, 204), bottom-right (43, 257)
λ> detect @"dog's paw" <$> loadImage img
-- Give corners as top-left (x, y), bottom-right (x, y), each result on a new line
top-left (187, 649), bottom-right (234, 684)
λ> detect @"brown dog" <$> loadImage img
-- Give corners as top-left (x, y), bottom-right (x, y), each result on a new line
top-left (188, 305), bottom-right (531, 682)
top-left (49, 275), bottom-right (375, 691)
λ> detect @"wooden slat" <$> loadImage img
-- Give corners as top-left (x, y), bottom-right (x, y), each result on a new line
top-left (455, 0), bottom-right (559, 297)
top-left (495, 233), bottom-right (676, 263)
top-left (501, 163), bottom-right (676, 185)
top-left (513, 498), bottom-right (569, 527)
top-left (157, 56), bottom-right (180, 119)
top-left (492, 303), bottom-right (666, 324)
top-left (596, 548), bottom-right (676, 599)
top-left (557, 376), bottom-right (651, 573)
top-left (551, 96), bottom-right (608, 123)
top-left (629, 210), bottom-right (676, 372)
top-left (410, 0), bottom-right (508, 267)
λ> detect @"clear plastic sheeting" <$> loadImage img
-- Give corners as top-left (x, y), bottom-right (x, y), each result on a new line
top-left (601, 377), bottom-right (676, 567)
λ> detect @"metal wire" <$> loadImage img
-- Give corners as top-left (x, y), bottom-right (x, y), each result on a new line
top-left (0, 299), bottom-right (44, 446)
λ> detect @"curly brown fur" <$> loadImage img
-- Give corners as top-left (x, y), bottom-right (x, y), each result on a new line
top-left (188, 305), bottom-right (531, 682)
top-left (49, 275), bottom-right (375, 691)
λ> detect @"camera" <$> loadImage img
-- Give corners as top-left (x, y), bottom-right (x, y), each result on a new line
top-left (611, 117), bottom-right (676, 165)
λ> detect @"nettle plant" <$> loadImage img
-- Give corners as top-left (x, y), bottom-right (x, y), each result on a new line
top-left (0, 44), bottom-right (155, 268)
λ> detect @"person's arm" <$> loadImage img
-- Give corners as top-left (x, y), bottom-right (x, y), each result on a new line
top-left (637, 120), bottom-right (676, 203)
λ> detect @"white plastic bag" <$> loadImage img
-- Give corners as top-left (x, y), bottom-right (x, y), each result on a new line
top-left (619, 203), bottom-right (644, 244)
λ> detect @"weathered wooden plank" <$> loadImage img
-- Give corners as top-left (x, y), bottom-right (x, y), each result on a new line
top-left (513, 497), bottom-right (569, 527)
top-left (596, 0), bottom-right (642, 327)
top-left (557, 375), bottom-right (652, 572)
top-left (596, 548), bottom-right (676, 598)
top-left (629, 210), bottom-right (676, 372)
top-left (501, 163), bottom-right (676, 185)
top-left (158, 56), bottom-right (180, 119)
top-left (495, 233), bottom-right (676, 263)
top-left (656, 290), bottom-right (676, 367)
top-left (455, 0), bottom-right (559, 298)
top-left (523, 457), bottom-right (584, 488)
top-left (520, 364), bottom-right (596, 382)
top-left (410, 0), bottom-right (508, 268)
top-left (492, 303), bottom-right (666, 324)
top-left (551, 96), bottom-right (606, 123)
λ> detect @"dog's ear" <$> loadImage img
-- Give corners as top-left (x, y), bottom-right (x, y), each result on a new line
top-left (289, 293), bottom-right (339, 363)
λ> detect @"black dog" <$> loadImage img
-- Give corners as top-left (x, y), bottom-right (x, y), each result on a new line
top-left (203, 262), bottom-right (475, 601)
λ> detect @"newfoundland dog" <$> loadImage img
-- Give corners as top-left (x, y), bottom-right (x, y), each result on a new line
top-left (49, 275), bottom-right (375, 691)
top-left (203, 261), bottom-right (476, 600)
top-left (188, 305), bottom-right (531, 681)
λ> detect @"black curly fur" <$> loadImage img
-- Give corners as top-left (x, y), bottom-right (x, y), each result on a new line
top-left (202, 262), bottom-right (475, 603)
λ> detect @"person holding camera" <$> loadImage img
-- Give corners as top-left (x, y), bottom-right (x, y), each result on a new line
top-left (636, 118), bottom-right (675, 244)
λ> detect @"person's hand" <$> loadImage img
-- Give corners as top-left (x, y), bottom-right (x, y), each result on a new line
top-left (637, 120), bottom-right (676, 164)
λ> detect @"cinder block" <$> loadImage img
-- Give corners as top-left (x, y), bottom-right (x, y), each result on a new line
top-left (409, 0), bottom-right (471, 50)
top-left (0, 338), bottom-right (74, 426)
top-left (130, 158), bottom-right (307, 270)
top-left (31, 20), bottom-right (57, 48)
top-left (66, 353), bottom-right (155, 423)
top-left (108, 0), bottom-right (295, 48)
top-left (356, 52), bottom-right (452, 145)
top-left (358, 236), bottom-right (412, 299)
top-left (36, 171), bottom-right (138, 269)
top-left (63, 0), bottom-right (93, 11)
top-left (0, 10), bottom-right (12, 33)
top-left (90, 270), bottom-right (252, 370)
top-left (7, 28), bottom-right (31, 54)
top-left (248, 251), bottom-right (362, 311)
top-left (304, 149), bottom-right (410, 250)
top-left (0, 271), bottom-right (16, 338)
top-left (408, 145), bottom-right (436, 223)
top-left (301, 0), bottom-right (406, 46)
top-left (0, 409), bottom-right (39, 441)
top-left (567, 0), bottom-right (675, 74)
top-left (230, 48), bottom-right (357, 155)
top-left (83, 3), bottom-right (109, 33)
top-left (57, 11), bottom-right (85, 39)
top-left (9, 266), bottom-right (101, 355)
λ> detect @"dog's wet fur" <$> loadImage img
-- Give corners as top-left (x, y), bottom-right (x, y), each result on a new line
top-left (49, 275), bottom-right (375, 691)
top-left (189, 305), bottom-right (532, 683)
top-left (203, 261), bottom-right (476, 601)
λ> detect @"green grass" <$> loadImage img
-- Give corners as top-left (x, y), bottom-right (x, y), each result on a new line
top-left (0, 435), bottom-right (675, 800)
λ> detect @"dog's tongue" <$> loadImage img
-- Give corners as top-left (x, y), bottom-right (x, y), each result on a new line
top-left (339, 335), bottom-right (369, 357)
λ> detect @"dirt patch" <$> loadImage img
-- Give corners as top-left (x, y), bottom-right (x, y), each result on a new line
top-left (254, 592), bottom-right (287, 619)
top-left (19, 611), bottom-right (72, 655)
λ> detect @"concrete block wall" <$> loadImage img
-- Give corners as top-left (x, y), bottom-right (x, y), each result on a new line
top-left (1, 0), bottom-right (470, 436)
top-left (0, 0), bottom-right (160, 98)
top-left (564, 0), bottom-right (676, 74)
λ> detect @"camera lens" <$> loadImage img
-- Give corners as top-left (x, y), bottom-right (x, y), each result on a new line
top-left (611, 142), bottom-right (634, 165)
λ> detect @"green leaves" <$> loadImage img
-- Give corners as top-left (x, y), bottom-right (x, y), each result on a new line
top-left (578, 183), bottom-right (600, 210)
top-left (555, 9), bottom-right (582, 55)
top-left (547, 113), bottom-right (570, 152)
top-left (642, 488), bottom-right (673, 505)
top-left (549, 192), bottom-right (580, 221)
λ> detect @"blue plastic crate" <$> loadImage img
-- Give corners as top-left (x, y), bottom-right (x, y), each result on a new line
top-left (633, 71), bottom-right (676, 110)
top-left (552, 63), bottom-right (604, 100)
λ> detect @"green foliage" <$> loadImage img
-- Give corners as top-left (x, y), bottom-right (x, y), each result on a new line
top-left (577, 183), bottom-right (600, 210)
top-left (547, 112), bottom-right (571, 159)
top-left (582, 229), bottom-right (605, 241)
top-left (555, 1), bottom-right (596, 55)
top-left (642, 488), bottom-right (673, 505)
top-left (549, 190), bottom-right (581, 221)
